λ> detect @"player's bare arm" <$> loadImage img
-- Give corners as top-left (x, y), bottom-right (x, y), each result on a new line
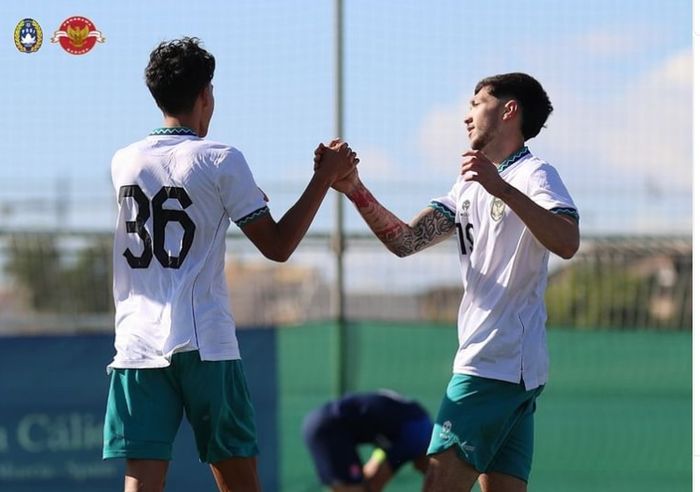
top-left (241, 143), bottom-right (357, 262)
top-left (495, 183), bottom-right (579, 259)
top-left (315, 141), bottom-right (454, 257)
top-left (342, 177), bottom-right (455, 258)
top-left (363, 450), bottom-right (394, 492)
top-left (461, 150), bottom-right (580, 259)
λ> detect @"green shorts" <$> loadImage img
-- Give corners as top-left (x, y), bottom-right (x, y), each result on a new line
top-left (427, 374), bottom-right (544, 482)
top-left (103, 350), bottom-right (258, 464)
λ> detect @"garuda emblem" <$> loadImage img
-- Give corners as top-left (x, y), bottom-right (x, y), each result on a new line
top-left (490, 198), bottom-right (506, 221)
top-left (51, 16), bottom-right (105, 55)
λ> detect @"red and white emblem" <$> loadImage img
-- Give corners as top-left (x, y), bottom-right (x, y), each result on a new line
top-left (51, 16), bottom-right (105, 55)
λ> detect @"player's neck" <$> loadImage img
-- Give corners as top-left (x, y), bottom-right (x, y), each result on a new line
top-left (162, 115), bottom-right (201, 136)
top-left (482, 136), bottom-right (525, 165)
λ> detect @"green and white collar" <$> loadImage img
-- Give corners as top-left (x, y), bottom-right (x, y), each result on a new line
top-left (497, 146), bottom-right (530, 173)
top-left (150, 126), bottom-right (198, 137)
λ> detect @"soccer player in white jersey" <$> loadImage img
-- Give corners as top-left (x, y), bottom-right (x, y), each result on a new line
top-left (102, 37), bottom-right (357, 492)
top-left (322, 73), bottom-right (580, 492)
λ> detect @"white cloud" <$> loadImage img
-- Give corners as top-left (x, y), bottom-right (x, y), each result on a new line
top-left (416, 97), bottom-right (468, 175)
top-left (596, 49), bottom-right (692, 187)
top-left (355, 146), bottom-right (399, 180)
top-left (575, 29), bottom-right (648, 58)
top-left (645, 49), bottom-right (692, 87)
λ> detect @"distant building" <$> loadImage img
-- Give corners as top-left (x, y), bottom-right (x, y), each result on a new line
top-left (225, 257), bottom-right (330, 326)
top-left (546, 236), bottom-right (691, 330)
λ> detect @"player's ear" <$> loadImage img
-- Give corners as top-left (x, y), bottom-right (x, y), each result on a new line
top-left (502, 99), bottom-right (518, 121)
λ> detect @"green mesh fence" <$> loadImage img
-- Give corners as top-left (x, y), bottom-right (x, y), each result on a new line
top-left (278, 323), bottom-right (690, 492)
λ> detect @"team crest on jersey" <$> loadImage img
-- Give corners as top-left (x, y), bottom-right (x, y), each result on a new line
top-left (460, 199), bottom-right (471, 220)
top-left (439, 420), bottom-right (453, 440)
top-left (51, 16), bottom-right (105, 55)
top-left (490, 198), bottom-right (506, 221)
top-left (14, 18), bottom-right (43, 53)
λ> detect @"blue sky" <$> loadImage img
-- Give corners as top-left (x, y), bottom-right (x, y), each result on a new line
top-left (0, 0), bottom-right (692, 234)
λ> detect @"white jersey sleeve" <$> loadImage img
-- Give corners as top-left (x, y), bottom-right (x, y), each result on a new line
top-left (528, 164), bottom-right (579, 222)
top-left (429, 177), bottom-right (460, 221)
top-left (215, 148), bottom-right (269, 226)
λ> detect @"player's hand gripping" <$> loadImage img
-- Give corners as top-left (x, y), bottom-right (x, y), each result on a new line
top-left (314, 139), bottom-right (360, 194)
top-left (313, 140), bottom-right (358, 187)
top-left (461, 149), bottom-right (509, 198)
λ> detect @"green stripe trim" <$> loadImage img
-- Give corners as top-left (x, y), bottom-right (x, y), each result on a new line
top-left (150, 127), bottom-right (198, 136)
top-left (497, 146), bottom-right (530, 173)
top-left (429, 201), bottom-right (456, 222)
top-left (551, 207), bottom-right (579, 222)
top-left (235, 206), bottom-right (270, 227)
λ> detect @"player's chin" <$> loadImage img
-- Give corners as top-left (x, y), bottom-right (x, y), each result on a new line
top-left (469, 138), bottom-right (485, 151)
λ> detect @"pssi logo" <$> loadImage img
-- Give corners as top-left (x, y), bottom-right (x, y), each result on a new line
top-left (439, 420), bottom-right (452, 439)
top-left (14, 18), bottom-right (43, 53)
top-left (51, 16), bottom-right (105, 55)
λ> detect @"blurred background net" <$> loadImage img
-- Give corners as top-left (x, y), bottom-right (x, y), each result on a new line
top-left (0, 1), bottom-right (691, 491)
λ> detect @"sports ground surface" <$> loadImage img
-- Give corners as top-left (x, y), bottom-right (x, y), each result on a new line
top-left (279, 323), bottom-right (691, 492)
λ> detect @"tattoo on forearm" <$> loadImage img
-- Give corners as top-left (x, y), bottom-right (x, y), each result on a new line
top-left (349, 185), bottom-right (455, 257)
top-left (409, 212), bottom-right (454, 252)
top-left (347, 185), bottom-right (373, 208)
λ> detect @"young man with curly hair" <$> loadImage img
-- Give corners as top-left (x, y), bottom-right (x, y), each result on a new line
top-left (102, 37), bottom-right (357, 492)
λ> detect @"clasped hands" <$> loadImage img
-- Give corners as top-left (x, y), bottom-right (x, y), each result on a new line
top-left (313, 139), bottom-right (360, 194)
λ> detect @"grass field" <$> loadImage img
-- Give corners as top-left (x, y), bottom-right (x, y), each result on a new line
top-left (279, 323), bottom-right (691, 492)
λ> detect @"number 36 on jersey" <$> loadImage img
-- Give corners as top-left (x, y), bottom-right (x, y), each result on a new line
top-left (118, 184), bottom-right (196, 269)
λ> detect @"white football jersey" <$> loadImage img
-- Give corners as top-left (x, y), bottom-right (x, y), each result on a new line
top-left (432, 147), bottom-right (578, 390)
top-left (109, 128), bottom-right (268, 370)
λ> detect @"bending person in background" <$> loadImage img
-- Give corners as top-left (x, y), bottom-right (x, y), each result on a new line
top-left (320, 73), bottom-right (580, 491)
top-left (302, 390), bottom-right (432, 491)
top-left (102, 37), bottom-right (357, 492)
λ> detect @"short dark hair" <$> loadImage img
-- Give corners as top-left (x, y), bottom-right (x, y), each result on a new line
top-left (475, 73), bottom-right (553, 140)
top-left (145, 37), bottom-right (215, 115)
